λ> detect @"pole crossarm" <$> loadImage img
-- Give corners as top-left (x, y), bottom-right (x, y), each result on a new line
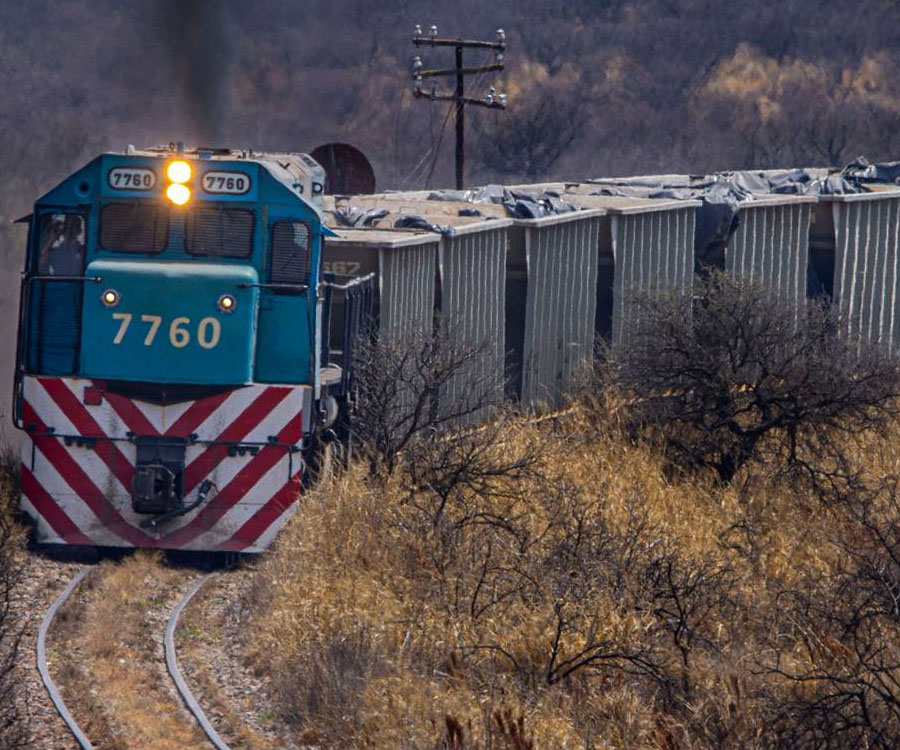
top-left (413, 90), bottom-right (507, 109)
top-left (413, 37), bottom-right (506, 51)
top-left (410, 26), bottom-right (508, 189)
top-left (415, 63), bottom-right (505, 78)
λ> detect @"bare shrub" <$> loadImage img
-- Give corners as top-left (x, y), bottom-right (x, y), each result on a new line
top-left (255, 400), bottom-right (847, 747)
top-left (765, 477), bottom-right (900, 748)
top-left (351, 327), bottom-right (504, 474)
top-left (599, 271), bottom-right (900, 485)
top-left (254, 316), bottom-right (900, 748)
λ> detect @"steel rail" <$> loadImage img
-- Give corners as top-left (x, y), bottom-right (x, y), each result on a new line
top-left (164, 573), bottom-right (232, 750)
top-left (36, 567), bottom-right (95, 750)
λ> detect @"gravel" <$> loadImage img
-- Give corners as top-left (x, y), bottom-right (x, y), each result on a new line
top-left (12, 549), bottom-right (86, 749)
top-left (177, 565), bottom-right (307, 750)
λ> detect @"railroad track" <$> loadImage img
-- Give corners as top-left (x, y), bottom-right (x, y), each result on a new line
top-left (37, 567), bottom-right (95, 750)
top-left (37, 566), bottom-right (235, 750)
top-left (165, 573), bottom-right (233, 750)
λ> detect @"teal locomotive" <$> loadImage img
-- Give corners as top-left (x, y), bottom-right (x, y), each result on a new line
top-left (12, 144), bottom-right (368, 551)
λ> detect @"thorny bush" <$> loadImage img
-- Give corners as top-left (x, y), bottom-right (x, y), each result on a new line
top-left (251, 399), bottom-right (751, 747)
top-left (597, 271), bottom-right (900, 486)
top-left (350, 327), bottom-right (503, 475)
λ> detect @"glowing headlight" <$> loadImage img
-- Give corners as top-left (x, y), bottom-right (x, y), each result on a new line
top-left (101, 289), bottom-right (120, 307)
top-left (217, 293), bottom-right (237, 314)
top-left (167, 160), bottom-right (192, 183)
top-left (166, 183), bottom-right (191, 205)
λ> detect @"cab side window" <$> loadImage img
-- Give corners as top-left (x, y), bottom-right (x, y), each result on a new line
top-left (37, 213), bottom-right (86, 275)
top-left (269, 221), bottom-right (311, 285)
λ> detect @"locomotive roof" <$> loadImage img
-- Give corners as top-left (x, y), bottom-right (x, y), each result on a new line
top-left (31, 144), bottom-right (328, 223)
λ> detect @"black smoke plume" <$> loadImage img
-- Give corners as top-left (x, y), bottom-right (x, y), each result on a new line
top-left (158, 0), bottom-right (232, 146)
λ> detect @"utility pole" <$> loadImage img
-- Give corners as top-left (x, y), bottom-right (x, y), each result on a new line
top-left (412, 25), bottom-right (507, 190)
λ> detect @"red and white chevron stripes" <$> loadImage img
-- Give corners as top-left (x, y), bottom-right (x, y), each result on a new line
top-left (20, 376), bottom-right (308, 552)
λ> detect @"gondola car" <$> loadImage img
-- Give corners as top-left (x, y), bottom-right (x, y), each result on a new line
top-left (12, 144), bottom-right (371, 552)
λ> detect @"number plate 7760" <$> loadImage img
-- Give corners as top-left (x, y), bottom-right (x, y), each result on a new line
top-left (111, 313), bottom-right (222, 350)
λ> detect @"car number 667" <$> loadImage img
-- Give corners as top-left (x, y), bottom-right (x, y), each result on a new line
top-left (111, 313), bottom-right (222, 350)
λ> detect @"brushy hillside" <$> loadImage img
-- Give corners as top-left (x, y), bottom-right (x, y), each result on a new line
top-left (245, 402), bottom-right (900, 748)
top-left (4, 1), bottom-right (900, 435)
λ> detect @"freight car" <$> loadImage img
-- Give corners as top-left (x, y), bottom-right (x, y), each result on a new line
top-left (12, 144), bottom-right (371, 552)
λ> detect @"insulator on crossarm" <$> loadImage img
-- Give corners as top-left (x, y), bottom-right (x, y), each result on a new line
top-left (414, 24), bottom-right (422, 38)
top-left (496, 28), bottom-right (505, 43)
top-left (413, 56), bottom-right (423, 72)
top-left (429, 25), bottom-right (438, 38)
top-left (498, 93), bottom-right (508, 108)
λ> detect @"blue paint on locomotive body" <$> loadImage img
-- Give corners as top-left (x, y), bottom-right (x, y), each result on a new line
top-left (20, 148), bottom-right (329, 391)
top-left (81, 260), bottom-right (260, 385)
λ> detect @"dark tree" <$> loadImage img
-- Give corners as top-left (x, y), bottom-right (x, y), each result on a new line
top-left (472, 82), bottom-right (587, 182)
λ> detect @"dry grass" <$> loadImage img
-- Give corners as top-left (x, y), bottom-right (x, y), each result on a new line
top-left (0, 445), bottom-right (29, 748)
top-left (246, 405), bottom-right (900, 749)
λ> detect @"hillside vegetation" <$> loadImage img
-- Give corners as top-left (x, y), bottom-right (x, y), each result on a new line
top-left (0, 452), bottom-right (27, 747)
top-left (245, 278), bottom-right (900, 748)
top-left (246, 406), bottom-right (900, 748)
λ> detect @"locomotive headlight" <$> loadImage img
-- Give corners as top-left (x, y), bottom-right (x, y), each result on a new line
top-left (167, 160), bottom-right (192, 184)
top-left (166, 183), bottom-right (191, 206)
top-left (217, 293), bottom-right (237, 314)
top-left (101, 289), bottom-right (120, 307)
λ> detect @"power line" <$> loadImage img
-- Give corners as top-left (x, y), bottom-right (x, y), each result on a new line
top-left (423, 101), bottom-right (454, 189)
top-left (411, 25), bottom-right (508, 190)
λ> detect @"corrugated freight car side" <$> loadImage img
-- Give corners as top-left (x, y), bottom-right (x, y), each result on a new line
top-left (438, 224), bottom-right (509, 421)
top-left (519, 212), bottom-right (604, 410)
top-left (322, 230), bottom-right (440, 349)
top-left (379, 242), bottom-right (438, 342)
top-left (611, 204), bottom-right (698, 346)
top-left (726, 196), bottom-right (815, 305)
top-left (826, 191), bottom-right (900, 352)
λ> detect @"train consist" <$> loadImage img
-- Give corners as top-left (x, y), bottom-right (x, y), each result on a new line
top-left (14, 145), bottom-right (900, 553)
top-left (13, 145), bottom-right (371, 552)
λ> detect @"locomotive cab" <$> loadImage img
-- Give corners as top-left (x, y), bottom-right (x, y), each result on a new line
top-left (13, 145), bottom-right (366, 551)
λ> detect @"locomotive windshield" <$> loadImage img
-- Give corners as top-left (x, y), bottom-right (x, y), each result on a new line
top-left (100, 203), bottom-right (168, 254)
top-left (185, 206), bottom-right (254, 259)
top-left (98, 203), bottom-right (254, 258)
